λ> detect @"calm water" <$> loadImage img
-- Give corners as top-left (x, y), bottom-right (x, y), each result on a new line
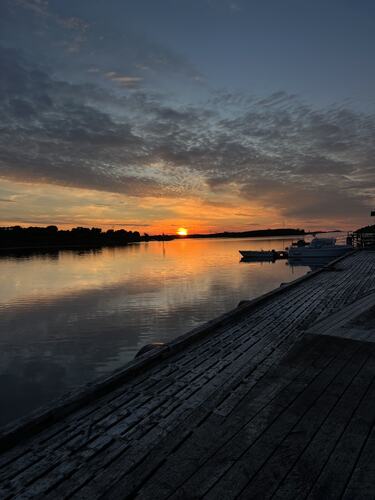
top-left (0, 237), bottom-right (310, 427)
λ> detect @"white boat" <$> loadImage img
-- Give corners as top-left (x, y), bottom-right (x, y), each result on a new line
top-left (287, 238), bottom-right (352, 259)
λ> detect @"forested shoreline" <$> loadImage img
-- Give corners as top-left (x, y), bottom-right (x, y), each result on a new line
top-left (0, 225), bottom-right (312, 250)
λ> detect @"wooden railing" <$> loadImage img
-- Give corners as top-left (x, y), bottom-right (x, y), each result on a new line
top-left (353, 231), bottom-right (375, 248)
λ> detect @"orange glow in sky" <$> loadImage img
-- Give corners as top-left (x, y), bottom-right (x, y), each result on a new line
top-left (0, 179), bottom-right (366, 235)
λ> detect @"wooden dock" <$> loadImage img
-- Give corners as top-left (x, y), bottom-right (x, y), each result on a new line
top-left (1, 250), bottom-right (375, 498)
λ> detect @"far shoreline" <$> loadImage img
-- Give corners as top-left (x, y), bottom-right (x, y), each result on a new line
top-left (0, 229), bottom-right (340, 253)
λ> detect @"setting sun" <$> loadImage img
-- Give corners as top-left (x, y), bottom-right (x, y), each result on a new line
top-left (176, 227), bottom-right (188, 236)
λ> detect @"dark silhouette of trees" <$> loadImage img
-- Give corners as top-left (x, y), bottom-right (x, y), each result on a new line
top-left (0, 225), bottom-right (309, 250)
top-left (0, 226), bottom-right (143, 249)
top-left (186, 228), bottom-right (306, 239)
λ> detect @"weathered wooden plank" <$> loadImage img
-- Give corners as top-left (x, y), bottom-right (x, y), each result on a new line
top-left (342, 423), bottom-right (375, 499)
top-left (128, 336), bottom-right (354, 500)
top-left (314, 253), bottom-right (374, 322)
top-left (34, 318), bottom-right (305, 498)
top-left (101, 335), bottom-right (329, 499)
top-left (307, 363), bottom-right (375, 499)
top-left (192, 340), bottom-right (360, 500)
top-left (0, 389), bottom-right (141, 484)
top-left (236, 343), bottom-right (373, 499)
top-left (307, 291), bottom-right (375, 337)
top-left (272, 347), bottom-right (375, 499)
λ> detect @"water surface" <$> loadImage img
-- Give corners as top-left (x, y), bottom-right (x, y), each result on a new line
top-left (0, 237), bottom-right (309, 426)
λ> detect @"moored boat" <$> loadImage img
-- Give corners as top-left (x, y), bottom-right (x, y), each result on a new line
top-left (287, 237), bottom-right (352, 259)
top-left (239, 250), bottom-right (276, 259)
top-left (239, 249), bottom-right (288, 261)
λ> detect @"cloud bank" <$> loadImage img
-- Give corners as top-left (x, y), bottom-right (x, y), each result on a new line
top-left (0, 45), bottom-right (374, 227)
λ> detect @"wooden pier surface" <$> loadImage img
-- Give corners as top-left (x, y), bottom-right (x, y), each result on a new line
top-left (1, 250), bottom-right (375, 499)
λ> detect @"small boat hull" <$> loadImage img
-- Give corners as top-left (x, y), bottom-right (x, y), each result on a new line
top-left (239, 250), bottom-right (275, 259)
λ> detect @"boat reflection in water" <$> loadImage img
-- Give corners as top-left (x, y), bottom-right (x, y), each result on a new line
top-left (240, 252), bottom-right (339, 271)
top-left (288, 255), bottom-right (339, 271)
top-left (240, 255), bottom-right (277, 264)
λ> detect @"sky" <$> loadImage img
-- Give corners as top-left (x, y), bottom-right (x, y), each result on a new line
top-left (1, 0), bottom-right (375, 234)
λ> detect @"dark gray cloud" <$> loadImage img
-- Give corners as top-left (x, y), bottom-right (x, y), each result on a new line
top-left (0, 45), bottom-right (374, 222)
top-left (1, 0), bottom-right (203, 86)
top-left (240, 178), bottom-right (370, 219)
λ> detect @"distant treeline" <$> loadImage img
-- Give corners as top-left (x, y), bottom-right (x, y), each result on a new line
top-left (0, 225), bottom-right (143, 249)
top-left (0, 225), bottom-right (309, 250)
top-left (186, 228), bottom-right (306, 239)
